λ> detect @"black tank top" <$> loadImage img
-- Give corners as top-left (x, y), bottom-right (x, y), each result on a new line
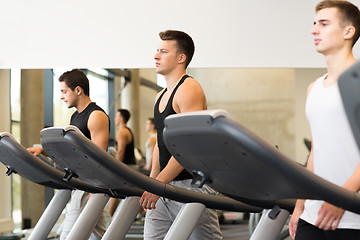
top-left (122, 127), bottom-right (136, 165)
top-left (70, 102), bottom-right (110, 141)
top-left (154, 75), bottom-right (192, 181)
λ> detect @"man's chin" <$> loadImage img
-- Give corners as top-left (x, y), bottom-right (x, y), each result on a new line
top-left (155, 68), bottom-right (166, 75)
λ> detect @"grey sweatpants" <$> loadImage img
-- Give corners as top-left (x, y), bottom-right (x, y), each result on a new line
top-left (144, 179), bottom-right (222, 240)
top-left (60, 190), bottom-right (106, 240)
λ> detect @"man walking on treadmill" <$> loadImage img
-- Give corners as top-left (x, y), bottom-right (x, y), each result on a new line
top-left (289, 1), bottom-right (360, 239)
top-left (28, 69), bottom-right (110, 240)
top-left (139, 30), bottom-right (222, 239)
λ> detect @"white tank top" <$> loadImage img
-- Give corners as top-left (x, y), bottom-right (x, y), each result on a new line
top-left (300, 74), bottom-right (360, 229)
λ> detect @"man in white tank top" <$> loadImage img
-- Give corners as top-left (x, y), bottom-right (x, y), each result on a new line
top-left (289, 1), bottom-right (360, 240)
top-left (144, 117), bottom-right (157, 171)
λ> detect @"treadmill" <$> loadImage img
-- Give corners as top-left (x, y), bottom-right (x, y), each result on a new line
top-left (338, 61), bottom-right (360, 151)
top-left (41, 126), bottom-right (293, 240)
top-left (0, 132), bottom-right (110, 240)
top-left (162, 106), bottom-right (360, 239)
top-left (0, 132), bottom-right (142, 240)
top-left (163, 109), bottom-right (360, 213)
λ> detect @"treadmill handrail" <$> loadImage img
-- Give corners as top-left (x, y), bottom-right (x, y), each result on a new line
top-left (41, 126), bottom-right (262, 213)
top-left (163, 110), bottom-right (360, 214)
top-left (338, 61), bottom-right (360, 152)
top-left (0, 132), bottom-right (108, 194)
top-left (165, 109), bottom-right (233, 121)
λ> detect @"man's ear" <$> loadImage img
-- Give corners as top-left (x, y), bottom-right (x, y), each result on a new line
top-left (344, 25), bottom-right (355, 40)
top-left (75, 86), bottom-right (83, 96)
top-left (178, 53), bottom-right (187, 64)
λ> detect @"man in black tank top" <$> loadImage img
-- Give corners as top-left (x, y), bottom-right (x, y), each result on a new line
top-left (108, 108), bottom-right (136, 216)
top-left (28, 69), bottom-right (109, 240)
top-left (140, 30), bottom-right (222, 240)
top-left (70, 102), bottom-right (109, 140)
top-left (113, 109), bottom-right (136, 165)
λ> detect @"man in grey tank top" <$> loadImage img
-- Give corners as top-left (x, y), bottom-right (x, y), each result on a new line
top-left (289, 1), bottom-right (360, 239)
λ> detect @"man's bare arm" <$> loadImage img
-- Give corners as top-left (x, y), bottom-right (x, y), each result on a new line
top-left (150, 141), bottom-right (160, 178)
top-left (156, 78), bottom-right (207, 183)
top-left (289, 147), bottom-right (313, 239)
top-left (140, 78), bottom-right (207, 209)
top-left (315, 162), bottom-right (360, 230)
top-left (88, 110), bottom-right (109, 151)
top-left (115, 129), bottom-right (129, 162)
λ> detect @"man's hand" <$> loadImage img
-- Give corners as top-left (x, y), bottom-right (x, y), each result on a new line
top-left (140, 191), bottom-right (160, 210)
top-left (315, 202), bottom-right (345, 231)
top-left (289, 205), bottom-right (303, 239)
top-left (27, 146), bottom-right (44, 157)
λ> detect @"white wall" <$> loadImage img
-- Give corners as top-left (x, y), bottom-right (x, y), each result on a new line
top-left (0, 70), bottom-right (12, 219)
top-left (1, 0), bottom-right (359, 68)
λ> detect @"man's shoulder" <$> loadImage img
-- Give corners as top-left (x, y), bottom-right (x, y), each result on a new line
top-left (89, 109), bottom-right (109, 121)
top-left (117, 127), bottom-right (131, 140)
top-left (184, 75), bottom-right (196, 83)
top-left (178, 76), bottom-right (203, 94)
top-left (88, 102), bottom-right (108, 117)
top-left (88, 110), bottom-right (110, 130)
top-left (123, 127), bottom-right (133, 136)
top-left (307, 74), bottom-right (326, 95)
top-left (90, 102), bottom-right (107, 113)
top-left (173, 75), bottom-right (206, 112)
top-left (156, 88), bottom-right (166, 99)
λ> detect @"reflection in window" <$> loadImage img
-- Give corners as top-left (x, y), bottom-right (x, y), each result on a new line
top-left (53, 69), bottom-right (75, 126)
top-left (87, 69), bottom-right (109, 113)
top-left (10, 69), bottom-right (21, 141)
top-left (53, 69), bottom-right (109, 127)
top-left (157, 74), bottom-right (166, 88)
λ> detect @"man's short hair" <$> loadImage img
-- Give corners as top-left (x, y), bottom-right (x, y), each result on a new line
top-left (59, 69), bottom-right (90, 96)
top-left (148, 117), bottom-right (155, 125)
top-left (159, 30), bottom-right (195, 68)
top-left (118, 109), bottom-right (131, 123)
top-left (316, 0), bottom-right (360, 46)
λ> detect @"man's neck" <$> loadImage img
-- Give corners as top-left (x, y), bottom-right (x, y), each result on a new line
top-left (325, 48), bottom-right (356, 81)
top-left (76, 97), bottom-right (92, 113)
top-left (164, 68), bottom-right (187, 91)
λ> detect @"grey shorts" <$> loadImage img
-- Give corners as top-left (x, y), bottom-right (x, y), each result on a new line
top-left (144, 179), bottom-right (222, 240)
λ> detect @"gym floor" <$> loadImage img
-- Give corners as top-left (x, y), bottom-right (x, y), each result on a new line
top-left (122, 220), bottom-right (292, 240)
top-left (122, 221), bottom-right (251, 240)
top-left (220, 222), bottom-right (251, 240)
top-left (47, 221), bottom-right (291, 239)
